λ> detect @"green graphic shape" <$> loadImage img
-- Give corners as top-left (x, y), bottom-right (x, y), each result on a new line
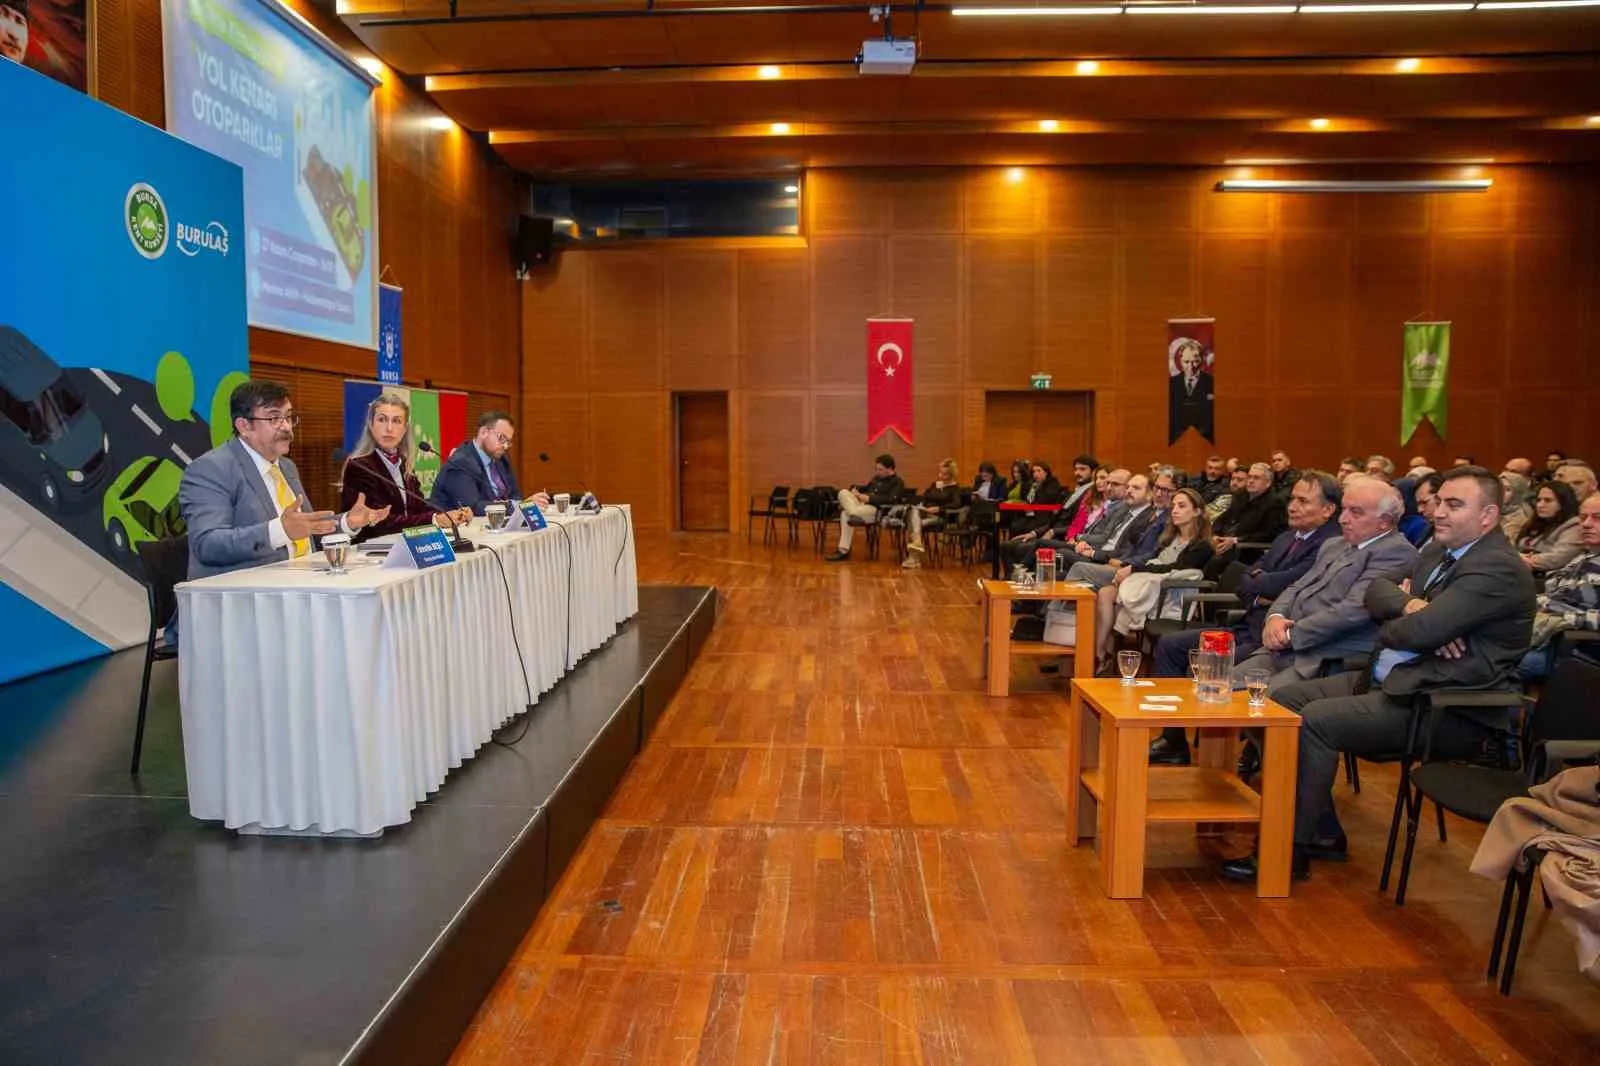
top-left (155, 351), bottom-right (197, 422)
top-left (208, 371), bottom-right (252, 447)
top-left (408, 388), bottom-right (443, 497)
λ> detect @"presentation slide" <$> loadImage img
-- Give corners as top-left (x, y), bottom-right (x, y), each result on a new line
top-left (161, 0), bottom-right (377, 350)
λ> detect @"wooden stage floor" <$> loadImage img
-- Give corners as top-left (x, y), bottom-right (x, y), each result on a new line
top-left (454, 532), bottom-right (1600, 1065)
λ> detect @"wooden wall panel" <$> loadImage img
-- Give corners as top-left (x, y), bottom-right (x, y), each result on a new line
top-left (525, 165), bottom-right (1600, 531)
top-left (588, 394), bottom-right (667, 529)
top-left (739, 250), bottom-right (810, 389)
top-left (665, 252), bottom-right (737, 391)
top-left (811, 238), bottom-right (886, 388)
top-left (519, 395), bottom-right (590, 498)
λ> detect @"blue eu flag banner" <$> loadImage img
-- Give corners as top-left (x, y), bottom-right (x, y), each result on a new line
top-left (378, 284), bottom-right (403, 385)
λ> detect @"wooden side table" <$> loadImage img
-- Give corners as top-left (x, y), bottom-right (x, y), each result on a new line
top-left (1065, 678), bottom-right (1303, 898)
top-left (980, 579), bottom-right (1097, 696)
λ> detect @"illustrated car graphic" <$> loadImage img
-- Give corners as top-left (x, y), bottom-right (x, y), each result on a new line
top-left (103, 455), bottom-right (186, 556)
top-left (303, 146), bottom-right (366, 280)
top-left (0, 326), bottom-right (110, 510)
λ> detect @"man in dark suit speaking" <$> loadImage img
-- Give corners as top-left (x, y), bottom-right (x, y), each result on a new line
top-left (1222, 467), bottom-right (1536, 883)
top-left (430, 410), bottom-right (548, 515)
top-left (1168, 337), bottom-right (1214, 442)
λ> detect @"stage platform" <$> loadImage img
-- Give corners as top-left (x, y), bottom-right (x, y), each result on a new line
top-left (0, 584), bottom-right (717, 1066)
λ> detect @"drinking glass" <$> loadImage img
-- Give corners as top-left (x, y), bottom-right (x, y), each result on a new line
top-left (321, 532), bottom-right (351, 575)
top-left (1245, 668), bottom-right (1270, 708)
top-left (1187, 648), bottom-right (1201, 692)
top-left (1117, 650), bottom-right (1142, 685)
top-left (485, 502), bottom-right (508, 531)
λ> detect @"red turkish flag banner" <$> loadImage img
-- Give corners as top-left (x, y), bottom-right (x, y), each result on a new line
top-left (866, 318), bottom-right (914, 444)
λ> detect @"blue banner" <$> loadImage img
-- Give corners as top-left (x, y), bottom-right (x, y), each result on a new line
top-left (0, 60), bottom-right (248, 683)
top-left (161, 0), bottom-right (378, 350)
top-left (378, 283), bottom-right (402, 384)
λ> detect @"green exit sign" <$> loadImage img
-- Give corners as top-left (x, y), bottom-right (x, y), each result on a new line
top-left (1030, 373), bottom-right (1052, 390)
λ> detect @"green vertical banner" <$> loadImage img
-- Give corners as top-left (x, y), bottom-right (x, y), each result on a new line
top-left (407, 388), bottom-right (443, 497)
top-left (1401, 322), bottom-right (1450, 442)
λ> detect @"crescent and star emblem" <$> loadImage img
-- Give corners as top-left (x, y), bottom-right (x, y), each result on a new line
top-left (876, 341), bottom-right (904, 378)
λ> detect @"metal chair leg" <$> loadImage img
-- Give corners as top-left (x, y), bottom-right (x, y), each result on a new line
top-left (1344, 750), bottom-right (1361, 793)
top-left (131, 635), bottom-right (157, 775)
top-left (1394, 783), bottom-right (1425, 906)
top-left (1500, 861), bottom-right (1539, 995)
top-left (1379, 759), bottom-right (1412, 891)
top-left (1487, 867), bottom-right (1518, 980)
top-left (1435, 800), bottom-right (1448, 842)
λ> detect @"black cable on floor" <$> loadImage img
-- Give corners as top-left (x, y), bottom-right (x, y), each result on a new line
top-left (483, 541), bottom-right (537, 747)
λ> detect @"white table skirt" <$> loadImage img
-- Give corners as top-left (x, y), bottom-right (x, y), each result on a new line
top-left (176, 506), bottom-right (639, 835)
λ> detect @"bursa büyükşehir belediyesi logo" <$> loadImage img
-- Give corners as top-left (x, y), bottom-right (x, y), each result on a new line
top-left (125, 183), bottom-right (169, 259)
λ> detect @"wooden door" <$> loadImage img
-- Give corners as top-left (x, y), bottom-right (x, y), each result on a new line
top-left (982, 391), bottom-right (1093, 474)
top-left (676, 393), bottom-right (730, 531)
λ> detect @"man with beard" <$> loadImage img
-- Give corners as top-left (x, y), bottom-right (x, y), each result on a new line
top-left (0, 0), bottom-right (28, 64)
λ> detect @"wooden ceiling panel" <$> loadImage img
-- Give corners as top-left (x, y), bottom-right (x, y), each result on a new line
top-left (533, 17), bottom-right (680, 67)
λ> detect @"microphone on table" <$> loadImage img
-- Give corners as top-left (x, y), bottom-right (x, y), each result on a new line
top-left (415, 440), bottom-right (477, 553)
top-left (535, 452), bottom-right (598, 511)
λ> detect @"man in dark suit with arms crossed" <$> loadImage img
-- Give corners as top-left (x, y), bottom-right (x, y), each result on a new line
top-left (1221, 466), bottom-right (1536, 883)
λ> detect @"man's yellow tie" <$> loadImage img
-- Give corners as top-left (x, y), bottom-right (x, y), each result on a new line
top-left (270, 464), bottom-right (310, 559)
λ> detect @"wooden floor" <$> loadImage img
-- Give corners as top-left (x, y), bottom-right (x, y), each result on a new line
top-left (452, 532), bottom-right (1600, 1065)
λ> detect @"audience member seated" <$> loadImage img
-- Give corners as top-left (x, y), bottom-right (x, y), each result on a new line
top-left (1003, 469), bottom-right (1130, 571)
top-left (1194, 455), bottom-right (1230, 505)
top-left (972, 461), bottom-right (1007, 502)
top-left (1061, 468), bottom-right (1110, 542)
top-left (1337, 457), bottom-right (1363, 482)
top-left (1234, 475), bottom-right (1416, 694)
top-left (1206, 466), bottom-right (1246, 521)
top-left (1503, 457), bottom-right (1535, 479)
top-left (1395, 477), bottom-right (1431, 546)
top-left (1517, 481), bottom-right (1583, 576)
top-left (1004, 459), bottom-right (1032, 502)
top-left (825, 453), bottom-right (905, 561)
top-left (1203, 462), bottom-right (1287, 577)
top-left (1090, 487), bottom-right (1215, 672)
top-left (1007, 460), bottom-right (1067, 535)
top-left (1543, 450), bottom-right (1568, 483)
top-left (1060, 472), bottom-right (1167, 589)
top-left (1411, 472), bottom-right (1443, 552)
top-left (1269, 450), bottom-right (1299, 498)
top-left (1556, 460), bottom-right (1597, 503)
top-left (903, 458), bottom-right (963, 570)
top-left (1221, 467), bottom-right (1536, 884)
top-left (339, 391), bottom-right (471, 542)
top-left (1149, 470), bottom-right (1343, 765)
top-left (1365, 454), bottom-right (1396, 480)
top-left (1498, 470), bottom-right (1534, 542)
top-left (1406, 456), bottom-right (1430, 476)
top-left (430, 410), bottom-right (529, 516)
top-left (1517, 493), bottom-right (1600, 681)
top-left (182, 380), bottom-right (390, 582)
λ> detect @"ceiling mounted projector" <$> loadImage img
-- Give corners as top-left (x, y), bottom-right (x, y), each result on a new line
top-left (857, 37), bottom-right (917, 76)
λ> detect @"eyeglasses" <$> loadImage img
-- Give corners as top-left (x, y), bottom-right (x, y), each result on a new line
top-left (494, 433), bottom-right (513, 445)
top-left (248, 412), bottom-right (301, 428)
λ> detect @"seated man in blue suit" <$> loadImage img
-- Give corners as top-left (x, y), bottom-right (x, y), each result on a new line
top-left (180, 380), bottom-right (391, 583)
top-left (429, 410), bottom-right (549, 515)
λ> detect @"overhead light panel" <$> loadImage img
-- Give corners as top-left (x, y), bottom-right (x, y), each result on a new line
top-left (1395, 57), bottom-right (1421, 71)
top-left (1478, 0), bottom-right (1600, 7)
top-left (1309, 117), bottom-right (1331, 128)
top-left (769, 122), bottom-right (792, 134)
top-left (1300, 3), bottom-right (1474, 12)
top-left (1216, 179), bottom-right (1493, 192)
top-left (1127, 4), bottom-right (1297, 13)
top-left (1076, 60), bottom-right (1100, 74)
top-left (952, 6), bottom-right (1123, 15)
top-left (784, 184), bottom-right (800, 193)
top-left (1039, 119), bottom-right (1060, 131)
top-left (758, 65), bottom-right (781, 80)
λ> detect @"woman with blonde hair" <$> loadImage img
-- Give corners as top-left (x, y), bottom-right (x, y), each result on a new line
top-left (340, 391), bottom-right (472, 542)
top-left (904, 457), bottom-right (963, 569)
top-left (1091, 487), bottom-right (1215, 671)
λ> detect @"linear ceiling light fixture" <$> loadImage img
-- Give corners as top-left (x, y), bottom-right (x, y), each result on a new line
top-left (952, 2), bottom-right (1596, 13)
top-left (1216, 178), bottom-right (1493, 192)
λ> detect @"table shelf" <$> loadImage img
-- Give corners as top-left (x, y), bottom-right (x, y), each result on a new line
top-left (1080, 766), bottom-right (1261, 824)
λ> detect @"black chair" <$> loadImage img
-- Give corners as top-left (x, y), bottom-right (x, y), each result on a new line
top-left (1488, 845), bottom-right (1551, 996)
top-left (132, 535), bottom-right (189, 775)
top-left (788, 487), bottom-right (820, 549)
top-left (1394, 658), bottom-right (1600, 907)
top-left (746, 486), bottom-right (791, 545)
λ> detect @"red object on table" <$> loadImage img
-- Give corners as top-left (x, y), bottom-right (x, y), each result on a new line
top-left (1200, 630), bottom-right (1235, 655)
top-left (998, 502), bottom-right (1063, 512)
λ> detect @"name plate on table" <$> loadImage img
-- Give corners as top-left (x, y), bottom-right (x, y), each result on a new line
top-left (506, 499), bottom-right (548, 531)
top-left (383, 525), bottom-right (458, 570)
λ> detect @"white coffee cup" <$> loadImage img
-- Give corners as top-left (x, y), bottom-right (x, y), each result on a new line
top-left (554, 493), bottom-right (571, 514)
top-left (484, 502), bottom-right (508, 530)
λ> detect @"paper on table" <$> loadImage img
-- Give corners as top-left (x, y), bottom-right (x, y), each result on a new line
top-left (1139, 703), bottom-right (1179, 712)
top-left (1130, 679), bottom-right (1155, 687)
top-left (1144, 694), bottom-right (1181, 703)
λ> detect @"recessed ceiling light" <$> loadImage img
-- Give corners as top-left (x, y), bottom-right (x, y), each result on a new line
top-left (1076, 60), bottom-right (1099, 74)
top-left (1587, 115), bottom-right (1600, 125)
top-left (784, 184), bottom-right (800, 193)
top-left (1395, 57), bottom-right (1421, 72)
top-left (952, 5), bottom-right (1123, 15)
top-left (1039, 119), bottom-right (1060, 132)
top-left (1300, 2), bottom-right (1473, 11)
top-left (1006, 167), bottom-right (1025, 184)
top-left (1128, 3), bottom-right (1296, 12)
top-left (758, 65), bottom-right (781, 80)
top-left (425, 116), bottom-right (454, 131)
top-left (357, 57), bottom-right (384, 80)
top-left (1309, 117), bottom-right (1331, 129)
top-left (770, 122), bottom-right (791, 135)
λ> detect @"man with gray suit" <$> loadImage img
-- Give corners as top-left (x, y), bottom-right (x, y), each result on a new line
top-left (180, 380), bottom-right (390, 582)
top-left (1223, 467), bottom-right (1536, 883)
top-left (1237, 475), bottom-right (1417, 692)
top-left (1061, 473), bottom-right (1160, 587)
